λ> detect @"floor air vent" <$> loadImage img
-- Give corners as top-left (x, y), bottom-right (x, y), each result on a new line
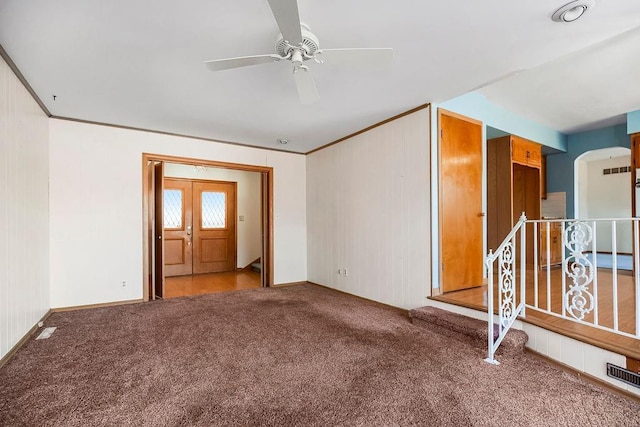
top-left (607, 363), bottom-right (640, 388)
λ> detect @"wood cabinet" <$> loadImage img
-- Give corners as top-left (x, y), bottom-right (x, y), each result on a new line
top-left (633, 133), bottom-right (640, 168)
top-left (487, 135), bottom-right (542, 264)
top-left (540, 222), bottom-right (562, 267)
top-left (511, 135), bottom-right (542, 168)
top-left (633, 133), bottom-right (640, 218)
top-left (541, 155), bottom-right (547, 200)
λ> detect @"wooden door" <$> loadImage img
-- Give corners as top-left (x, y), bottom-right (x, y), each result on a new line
top-left (513, 164), bottom-right (540, 264)
top-left (632, 133), bottom-right (640, 218)
top-left (192, 181), bottom-right (237, 274)
top-left (163, 179), bottom-right (194, 276)
top-left (439, 109), bottom-right (484, 292)
top-left (153, 163), bottom-right (165, 298)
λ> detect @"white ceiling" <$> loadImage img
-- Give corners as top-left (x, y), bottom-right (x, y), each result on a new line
top-left (1, 0), bottom-right (639, 153)
top-left (479, 26), bottom-right (640, 134)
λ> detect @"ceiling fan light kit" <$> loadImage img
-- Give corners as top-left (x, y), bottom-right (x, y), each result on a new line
top-left (552, 0), bottom-right (595, 22)
top-left (203, 0), bottom-right (392, 104)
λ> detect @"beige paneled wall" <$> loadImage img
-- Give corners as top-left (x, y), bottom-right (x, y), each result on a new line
top-left (306, 107), bottom-right (431, 309)
top-left (49, 119), bottom-right (307, 308)
top-left (0, 57), bottom-right (50, 360)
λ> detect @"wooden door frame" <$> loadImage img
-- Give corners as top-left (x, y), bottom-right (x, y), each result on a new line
top-left (141, 153), bottom-right (274, 301)
top-left (436, 108), bottom-right (484, 296)
top-left (632, 133), bottom-right (639, 218)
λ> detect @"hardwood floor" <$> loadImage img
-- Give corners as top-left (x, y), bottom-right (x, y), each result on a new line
top-left (164, 270), bottom-right (261, 298)
top-left (433, 266), bottom-right (640, 359)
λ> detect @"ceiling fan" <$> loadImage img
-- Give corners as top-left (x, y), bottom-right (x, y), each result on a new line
top-left (204, 0), bottom-right (393, 104)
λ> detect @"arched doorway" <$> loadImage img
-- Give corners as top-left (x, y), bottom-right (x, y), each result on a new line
top-left (574, 147), bottom-right (632, 265)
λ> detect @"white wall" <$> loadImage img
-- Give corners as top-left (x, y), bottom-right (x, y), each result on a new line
top-left (584, 155), bottom-right (632, 253)
top-left (306, 107), bottom-right (431, 309)
top-left (49, 120), bottom-right (306, 308)
top-left (164, 163), bottom-right (262, 269)
top-left (0, 57), bottom-right (50, 360)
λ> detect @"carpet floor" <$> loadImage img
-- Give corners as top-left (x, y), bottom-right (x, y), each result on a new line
top-left (1, 284), bottom-right (639, 426)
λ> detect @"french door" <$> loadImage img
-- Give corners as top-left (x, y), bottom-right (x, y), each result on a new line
top-left (163, 178), bottom-right (237, 277)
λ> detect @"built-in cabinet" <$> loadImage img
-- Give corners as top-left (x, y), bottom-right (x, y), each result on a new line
top-left (540, 222), bottom-right (562, 267)
top-left (541, 155), bottom-right (547, 200)
top-left (633, 133), bottom-right (640, 218)
top-left (487, 135), bottom-right (542, 264)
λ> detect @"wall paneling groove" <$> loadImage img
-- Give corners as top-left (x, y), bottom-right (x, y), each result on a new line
top-left (306, 107), bottom-right (431, 309)
top-left (0, 56), bottom-right (50, 360)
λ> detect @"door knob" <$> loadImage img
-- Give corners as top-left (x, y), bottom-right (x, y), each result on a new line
top-left (479, 212), bottom-right (486, 217)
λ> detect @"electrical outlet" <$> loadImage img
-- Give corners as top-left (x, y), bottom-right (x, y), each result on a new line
top-left (122, 281), bottom-right (127, 287)
top-left (337, 269), bottom-right (342, 275)
top-left (344, 268), bottom-right (348, 277)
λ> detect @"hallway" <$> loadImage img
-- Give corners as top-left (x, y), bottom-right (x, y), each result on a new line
top-left (165, 270), bottom-right (261, 298)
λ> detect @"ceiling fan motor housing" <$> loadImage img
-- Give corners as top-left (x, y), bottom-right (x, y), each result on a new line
top-left (275, 25), bottom-right (319, 59)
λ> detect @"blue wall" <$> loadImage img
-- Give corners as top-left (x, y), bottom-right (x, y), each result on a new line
top-left (438, 92), bottom-right (568, 151)
top-left (546, 124), bottom-right (630, 218)
top-left (628, 110), bottom-right (640, 134)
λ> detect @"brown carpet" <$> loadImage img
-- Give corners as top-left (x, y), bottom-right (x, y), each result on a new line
top-left (409, 306), bottom-right (528, 355)
top-left (1, 284), bottom-right (638, 426)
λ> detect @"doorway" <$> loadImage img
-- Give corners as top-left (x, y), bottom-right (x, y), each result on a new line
top-left (575, 146), bottom-right (633, 259)
top-left (142, 154), bottom-right (274, 301)
top-left (164, 178), bottom-right (237, 276)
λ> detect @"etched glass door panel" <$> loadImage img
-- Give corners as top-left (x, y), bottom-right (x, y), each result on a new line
top-left (163, 189), bottom-right (183, 229)
top-left (201, 191), bottom-right (226, 229)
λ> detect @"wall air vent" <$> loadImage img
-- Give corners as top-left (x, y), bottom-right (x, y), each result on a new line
top-left (603, 165), bottom-right (631, 175)
top-left (606, 363), bottom-right (640, 388)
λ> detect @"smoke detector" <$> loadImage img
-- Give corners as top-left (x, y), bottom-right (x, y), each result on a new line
top-left (552, 0), bottom-right (595, 22)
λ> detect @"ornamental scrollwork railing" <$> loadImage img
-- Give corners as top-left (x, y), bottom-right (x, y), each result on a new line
top-left (563, 221), bottom-right (595, 321)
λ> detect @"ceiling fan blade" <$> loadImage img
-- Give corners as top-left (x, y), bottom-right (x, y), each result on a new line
top-left (293, 67), bottom-right (319, 104)
top-left (316, 48), bottom-right (393, 66)
top-left (204, 54), bottom-right (282, 71)
top-left (267, 0), bottom-right (303, 46)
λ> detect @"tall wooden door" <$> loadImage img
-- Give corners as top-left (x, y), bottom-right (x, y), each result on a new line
top-left (193, 181), bottom-right (237, 274)
top-left (163, 179), bottom-right (193, 277)
top-left (439, 109), bottom-right (484, 292)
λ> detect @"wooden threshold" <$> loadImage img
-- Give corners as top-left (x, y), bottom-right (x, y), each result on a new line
top-left (429, 294), bottom-right (640, 361)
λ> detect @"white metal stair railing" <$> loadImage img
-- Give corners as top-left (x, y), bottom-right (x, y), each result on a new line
top-left (485, 216), bottom-right (640, 364)
top-left (526, 217), bottom-right (640, 340)
top-left (484, 213), bottom-right (527, 365)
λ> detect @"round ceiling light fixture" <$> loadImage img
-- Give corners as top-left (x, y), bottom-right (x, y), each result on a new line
top-left (552, 0), bottom-right (595, 22)
top-left (277, 138), bottom-right (288, 145)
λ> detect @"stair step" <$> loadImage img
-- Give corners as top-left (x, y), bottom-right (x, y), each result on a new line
top-left (409, 306), bottom-right (528, 355)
